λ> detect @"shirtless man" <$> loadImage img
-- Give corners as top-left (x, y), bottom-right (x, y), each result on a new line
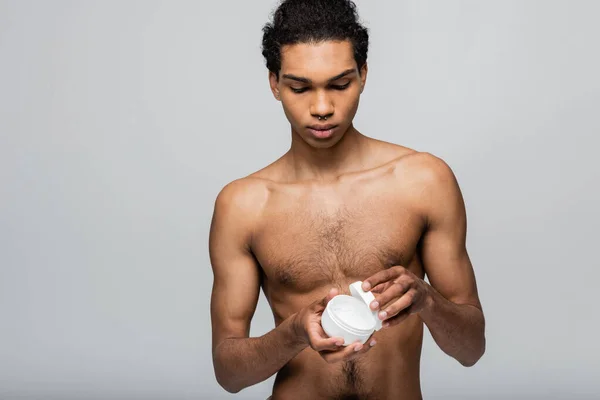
top-left (209, 1), bottom-right (486, 398)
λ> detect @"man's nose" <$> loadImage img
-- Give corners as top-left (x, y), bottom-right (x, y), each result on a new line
top-left (309, 90), bottom-right (334, 120)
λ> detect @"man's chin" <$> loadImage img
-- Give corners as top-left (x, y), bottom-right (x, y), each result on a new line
top-left (304, 134), bottom-right (344, 149)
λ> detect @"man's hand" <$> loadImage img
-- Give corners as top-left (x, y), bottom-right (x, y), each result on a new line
top-left (362, 267), bottom-right (434, 328)
top-left (293, 288), bottom-right (377, 364)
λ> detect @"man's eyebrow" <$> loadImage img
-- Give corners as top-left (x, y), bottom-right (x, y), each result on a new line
top-left (328, 69), bottom-right (356, 82)
top-left (281, 68), bottom-right (356, 84)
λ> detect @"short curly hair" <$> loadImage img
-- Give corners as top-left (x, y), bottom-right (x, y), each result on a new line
top-left (261, 0), bottom-right (369, 78)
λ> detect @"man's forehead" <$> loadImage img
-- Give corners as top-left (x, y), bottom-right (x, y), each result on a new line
top-left (280, 40), bottom-right (357, 79)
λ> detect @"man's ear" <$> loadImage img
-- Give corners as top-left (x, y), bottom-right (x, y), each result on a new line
top-left (359, 63), bottom-right (368, 93)
top-left (269, 71), bottom-right (281, 101)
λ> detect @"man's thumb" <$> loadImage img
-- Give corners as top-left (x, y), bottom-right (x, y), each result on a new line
top-left (316, 287), bottom-right (339, 310)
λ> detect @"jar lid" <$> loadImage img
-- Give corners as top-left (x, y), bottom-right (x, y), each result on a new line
top-left (349, 281), bottom-right (383, 331)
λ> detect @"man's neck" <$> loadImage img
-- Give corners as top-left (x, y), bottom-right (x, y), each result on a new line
top-left (286, 124), bottom-right (373, 182)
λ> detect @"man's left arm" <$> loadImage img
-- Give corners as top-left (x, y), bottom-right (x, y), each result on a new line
top-left (362, 154), bottom-right (485, 367)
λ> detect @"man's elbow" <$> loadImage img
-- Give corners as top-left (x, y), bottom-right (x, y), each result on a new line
top-left (459, 337), bottom-right (486, 367)
top-left (459, 355), bottom-right (482, 368)
top-left (215, 370), bottom-right (244, 394)
top-left (214, 355), bottom-right (246, 393)
top-left (217, 379), bottom-right (243, 394)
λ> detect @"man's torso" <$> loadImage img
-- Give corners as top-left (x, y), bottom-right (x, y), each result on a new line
top-left (246, 143), bottom-right (434, 399)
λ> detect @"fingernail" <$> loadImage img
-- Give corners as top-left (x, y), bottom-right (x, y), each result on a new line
top-left (370, 340), bottom-right (376, 347)
top-left (354, 344), bottom-right (363, 351)
top-left (379, 311), bottom-right (387, 319)
top-left (383, 322), bottom-right (390, 328)
top-left (336, 340), bottom-right (344, 346)
top-left (371, 301), bottom-right (379, 310)
top-left (362, 282), bottom-right (371, 291)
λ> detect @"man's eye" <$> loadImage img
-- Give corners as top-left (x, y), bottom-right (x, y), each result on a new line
top-left (291, 87), bottom-right (308, 94)
top-left (330, 82), bottom-right (351, 90)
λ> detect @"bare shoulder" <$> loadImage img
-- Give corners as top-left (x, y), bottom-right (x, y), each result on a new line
top-left (212, 177), bottom-right (270, 235)
top-left (367, 140), bottom-right (450, 179)
top-left (395, 151), bottom-right (465, 224)
top-left (215, 177), bottom-right (269, 209)
top-left (356, 141), bottom-right (455, 190)
top-left (397, 151), bottom-right (457, 186)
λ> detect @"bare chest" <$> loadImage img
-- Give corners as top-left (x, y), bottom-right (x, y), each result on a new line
top-left (252, 189), bottom-right (426, 293)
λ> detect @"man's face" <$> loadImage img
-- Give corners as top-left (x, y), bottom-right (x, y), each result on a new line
top-left (270, 40), bottom-right (368, 149)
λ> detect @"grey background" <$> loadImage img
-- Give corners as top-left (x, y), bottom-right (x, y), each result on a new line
top-left (1, 1), bottom-right (599, 399)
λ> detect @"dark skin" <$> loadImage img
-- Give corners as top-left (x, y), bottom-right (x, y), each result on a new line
top-left (210, 40), bottom-right (485, 399)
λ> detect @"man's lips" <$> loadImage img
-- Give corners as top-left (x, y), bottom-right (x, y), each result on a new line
top-left (307, 124), bottom-right (337, 139)
top-left (307, 124), bottom-right (337, 131)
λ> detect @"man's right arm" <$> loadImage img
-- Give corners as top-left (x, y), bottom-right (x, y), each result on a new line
top-left (209, 180), bottom-right (303, 393)
top-left (210, 179), bottom-right (372, 393)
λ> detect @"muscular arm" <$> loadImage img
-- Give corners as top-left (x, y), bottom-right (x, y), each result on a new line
top-left (417, 154), bottom-right (486, 367)
top-left (210, 180), bottom-right (308, 393)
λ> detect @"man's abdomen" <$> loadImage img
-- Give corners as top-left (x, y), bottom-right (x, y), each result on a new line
top-left (270, 315), bottom-right (424, 400)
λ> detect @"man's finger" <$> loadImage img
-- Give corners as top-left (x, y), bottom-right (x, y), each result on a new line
top-left (318, 333), bottom-right (378, 363)
top-left (324, 287), bottom-right (339, 303)
top-left (308, 327), bottom-right (344, 351)
top-left (356, 337), bottom-right (377, 355)
top-left (314, 287), bottom-right (339, 311)
top-left (362, 266), bottom-right (404, 292)
top-left (311, 336), bottom-right (345, 352)
top-left (380, 289), bottom-right (416, 319)
top-left (319, 340), bottom-right (368, 364)
top-left (349, 336), bottom-right (377, 358)
top-left (370, 281), bottom-right (391, 294)
top-left (371, 276), bottom-right (412, 312)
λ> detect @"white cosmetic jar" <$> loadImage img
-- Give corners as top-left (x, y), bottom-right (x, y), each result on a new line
top-left (321, 281), bottom-right (383, 346)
